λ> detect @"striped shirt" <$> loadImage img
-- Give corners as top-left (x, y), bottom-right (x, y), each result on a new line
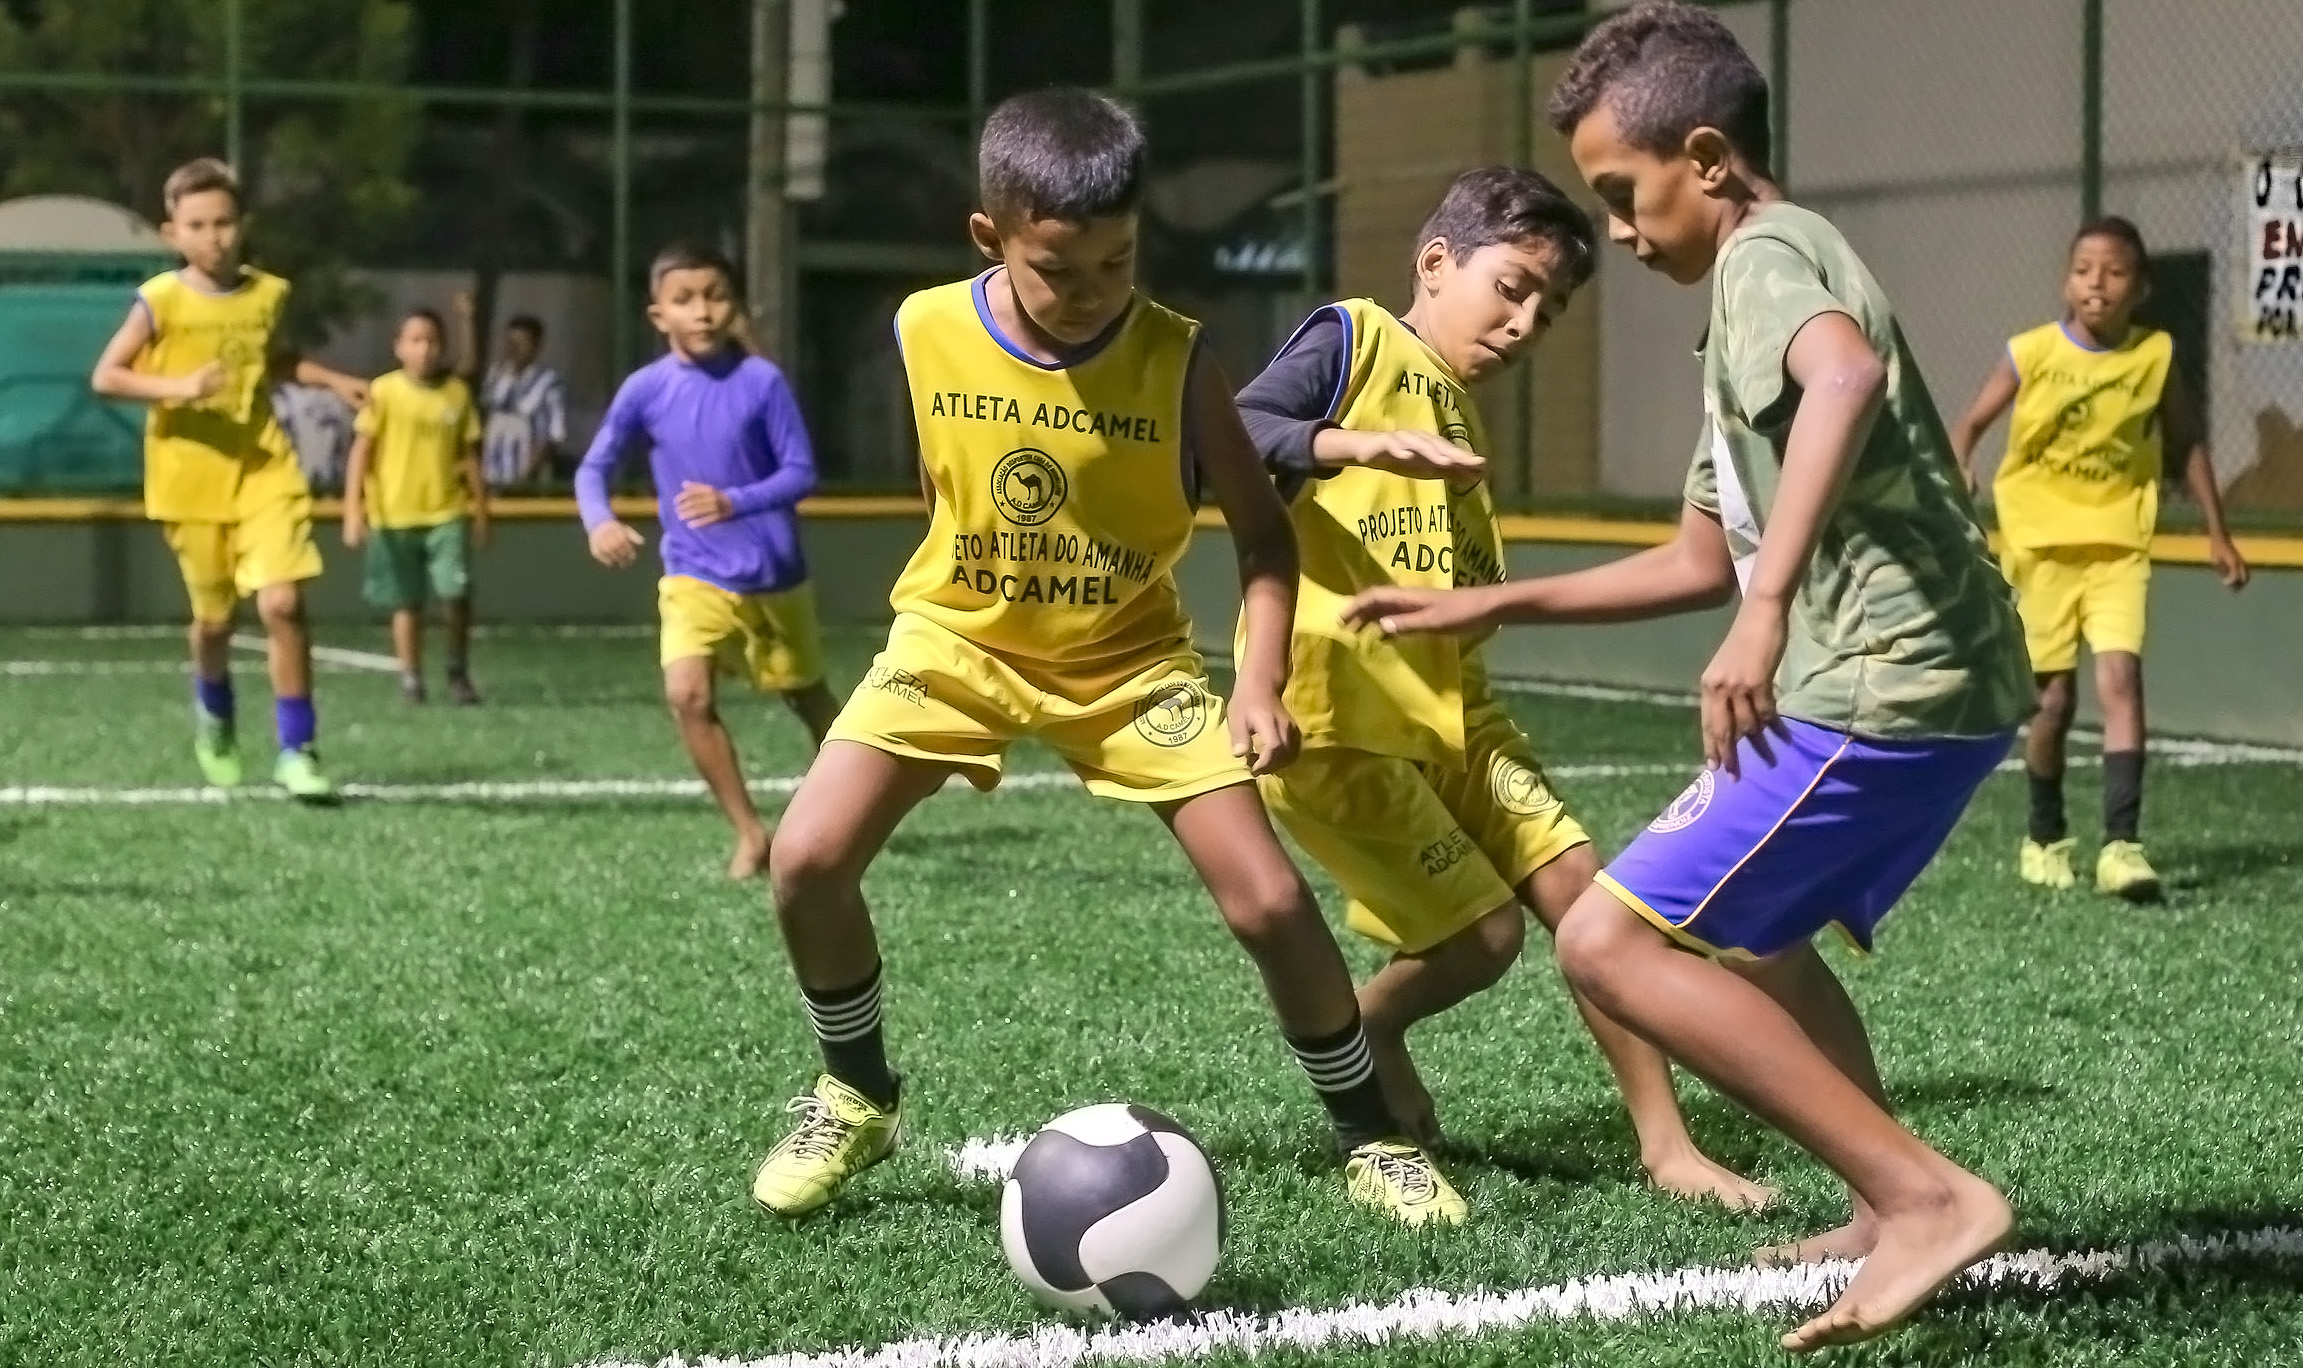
top-left (479, 361), bottom-right (568, 487)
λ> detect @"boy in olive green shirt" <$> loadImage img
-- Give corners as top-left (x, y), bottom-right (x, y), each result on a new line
top-left (1346, 1), bottom-right (2031, 1352)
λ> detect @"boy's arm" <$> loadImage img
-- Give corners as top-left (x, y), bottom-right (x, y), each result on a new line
top-left (1236, 310), bottom-right (1483, 485)
top-left (281, 354), bottom-right (370, 408)
top-left (576, 381), bottom-right (646, 567)
top-left (1699, 309), bottom-right (1885, 770)
top-left (2163, 365), bottom-right (2249, 589)
top-left (90, 299), bottom-right (217, 403)
top-left (724, 371), bottom-right (820, 515)
top-left (1189, 346), bottom-right (1302, 776)
top-left (1344, 500), bottom-right (1737, 635)
top-left (1949, 351), bottom-right (2020, 491)
top-left (341, 432), bottom-right (374, 547)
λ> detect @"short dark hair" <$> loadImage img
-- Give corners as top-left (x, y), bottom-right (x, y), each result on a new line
top-left (162, 157), bottom-right (241, 217)
top-left (2073, 215), bottom-right (2150, 274)
top-left (978, 88), bottom-right (1145, 223)
top-left (1417, 167), bottom-right (1598, 289)
top-left (399, 307), bottom-right (444, 337)
top-left (504, 314), bottom-right (545, 341)
top-left (1548, 0), bottom-right (1772, 176)
top-left (650, 240), bottom-right (739, 297)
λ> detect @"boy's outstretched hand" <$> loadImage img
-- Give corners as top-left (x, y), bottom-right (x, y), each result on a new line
top-left (1699, 607), bottom-right (1787, 776)
top-left (1227, 681), bottom-right (1301, 776)
top-left (1341, 584), bottom-right (1499, 638)
top-left (675, 481), bottom-right (735, 528)
top-left (588, 520), bottom-right (645, 568)
top-left (1320, 428), bottom-right (1486, 487)
top-left (2208, 533), bottom-right (2250, 590)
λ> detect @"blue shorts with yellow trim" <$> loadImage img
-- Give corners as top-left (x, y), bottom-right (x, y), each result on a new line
top-left (1597, 719), bottom-right (2013, 961)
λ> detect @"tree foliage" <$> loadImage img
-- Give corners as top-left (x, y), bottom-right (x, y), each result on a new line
top-left (0, 0), bottom-right (420, 344)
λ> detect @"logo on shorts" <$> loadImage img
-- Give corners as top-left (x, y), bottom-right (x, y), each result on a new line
top-left (1490, 756), bottom-right (1562, 818)
top-left (1648, 770), bottom-right (1715, 833)
top-left (1133, 681), bottom-right (1209, 748)
top-left (990, 447), bottom-right (1069, 526)
top-left (863, 665), bottom-right (926, 707)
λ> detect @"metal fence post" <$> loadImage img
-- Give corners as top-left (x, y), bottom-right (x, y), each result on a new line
top-left (968, 0), bottom-right (990, 137)
top-left (1770, 0), bottom-right (1789, 184)
top-left (610, 0), bottom-right (633, 376)
top-left (1299, 0), bottom-right (1322, 303)
top-left (224, 0), bottom-right (244, 173)
top-left (2081, 0), bottom-right (2103, 221)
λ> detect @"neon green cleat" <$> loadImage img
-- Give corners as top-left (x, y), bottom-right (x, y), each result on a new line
top-left (2018, 837), bottom-right (2077, 891)
top-left (192, 711), bottom-right (243, 789)
top-left (272, 747), bottom-right (337, 803)
top-left (2096, 840), bottom-right (2161, 902)
top-left (751, 1074), bottom-right (903, 1218)
top-left (1345, 1138), bottom-right (1467, 1227)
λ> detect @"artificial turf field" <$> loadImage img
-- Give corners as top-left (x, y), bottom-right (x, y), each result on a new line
top-left (3, 624), bottom-right (2300, 1368)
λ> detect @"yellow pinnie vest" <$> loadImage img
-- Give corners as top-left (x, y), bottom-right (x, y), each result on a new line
top-left (1264, 299), bottom-right (1506, 764)
top-left (889, 272), bottom-right (1199, 671)
top-left (1995, 320), bottom-right (2172, 551)
top-left (135, 268), bottom-right (303, 523)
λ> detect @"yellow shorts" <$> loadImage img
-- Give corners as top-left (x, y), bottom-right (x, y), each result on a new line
top-left (658, 576), bottom-right (825, 691)
top-left (2001, 544), bottom-right (2149, 673)
top-left (1260, 699), bottom-right (1590, 955)
top-left (160, 490), bottom-right (324, 624)
top-left (829, 611), bottom-right (1252, 803)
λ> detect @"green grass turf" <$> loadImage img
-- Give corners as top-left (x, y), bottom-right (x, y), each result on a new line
top-left (2, 625), bottom-right (2300, 1367)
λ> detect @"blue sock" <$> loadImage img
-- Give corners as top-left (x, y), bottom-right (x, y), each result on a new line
top-left (194, 675), bottom-right (235, 722)
top-left (276, 696), bottom-right (317, 752)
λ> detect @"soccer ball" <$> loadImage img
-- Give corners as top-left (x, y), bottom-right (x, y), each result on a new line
top-left (998, 1103), bottom-right (1223, 1319)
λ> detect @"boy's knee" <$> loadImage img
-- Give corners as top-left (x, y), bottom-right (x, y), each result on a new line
top-left (1444, 904), bottom-right (1525, 992)
top-left (663, 673), bottom-right (715, 723)
top-left (1552, 893), bottom-right (1641, 1002)
top-left (767, 821), bottom-right (856, 914)
top-left (2033, 672), bottom-right (2077, 720)
top-left (1217, 869), bottom-right (1317, 951)
top-left (2095, 654), bottom-right (2142, 704)
top-left (254, 583), bottom-right (303, 628)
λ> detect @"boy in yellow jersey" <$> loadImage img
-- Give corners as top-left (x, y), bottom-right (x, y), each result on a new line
top-left (343, 307), bottom-right (489, 706)
top-left (752, 89), bottom-right (1462, 1232)
top-left (1237, 166), bottom-right (1771, 1211)
top-left (90, 158), bottom-right (369, 799)
top-left (1950, 217), bottom-right (2250, 900)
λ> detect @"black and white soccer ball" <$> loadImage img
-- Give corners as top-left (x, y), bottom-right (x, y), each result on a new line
top-left (998, 1103), bottom-right (1223, 1319)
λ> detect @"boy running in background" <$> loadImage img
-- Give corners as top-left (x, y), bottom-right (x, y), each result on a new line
top-left (578, 243), bottom-right (839, 880)
top-left (1238, 165), bottom-right (1770, 1210)
top-left (1349, 2), bottom-right (2033, 1346)
top-left (1949, 217), bottom-right (2250, 900)
top-left (89, 156), bottom-right (369, 799)
top-left (753, 89), bottom-right (1463, 1229)
top-left (343, 307), bottom-right (489, 706)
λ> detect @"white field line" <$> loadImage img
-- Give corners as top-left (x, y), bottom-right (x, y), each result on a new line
top-left (1, 659), bottom-right (188, 675)
top-left (584, 1225), bottom-right (2303, 1368)
top-left (229, 633), bottom-right (402, 672)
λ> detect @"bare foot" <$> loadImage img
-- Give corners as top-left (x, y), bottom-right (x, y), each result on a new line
top-left (1781, 1171), bottom-right (2012, 1353)
top-left (1367, 1029), bottom-right (1442, 1148)
top-left (727, 826), bottom-right (772, 880)
top-left (1644, 1149), bottom-right (1778, 1212)
top-left (1753, 1217), bottom-right (1877, 1266)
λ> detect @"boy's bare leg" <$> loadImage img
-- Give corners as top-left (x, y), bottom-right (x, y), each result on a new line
top-left (1522, 850), bottom-right (1777, 1211)
top-left (2025, 670), bottom-right (2077, 782)
top-left (443, 596), bottom-right (478, 700)
top-left (1735, 943), bottom-right (1887, 1263)
top-left (782, 681), bottom-right (841, 749)
top-left (391, 608), bottom-right (424, 679)
top-left (1554, 888), bottom-right (2011, 1352)
top-left (665, 655), bottom-right (770, 878)
top-left (255, 583), bottom-right (313, 700)
top-left (189, 614), bottom-right (234, 681)
top-left (2094, 652), bottom-right (2144, 754)
top-left (1356, 901), bottom-right (1524, 1146)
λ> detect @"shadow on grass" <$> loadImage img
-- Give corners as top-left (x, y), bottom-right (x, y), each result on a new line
top-left (2157, 838), bottom-right (2299, 891)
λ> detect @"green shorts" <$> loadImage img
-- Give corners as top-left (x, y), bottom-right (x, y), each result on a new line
top-left (364, 518), bottom-right (471, 610)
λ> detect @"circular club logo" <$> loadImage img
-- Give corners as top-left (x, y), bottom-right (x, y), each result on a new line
top-left (1490, 756), bottom-right (1561, 817)
top-left (1133, 681), bottom-right (1210, 748)
top-left (990, 447), bottom-right (1068, 526)
top-left (1647, 770), bottom-right (1715, 834)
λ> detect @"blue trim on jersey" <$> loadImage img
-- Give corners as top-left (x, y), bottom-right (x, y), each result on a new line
top-left (970, 267), bottom-right (1135, 371)
top-left (2058, 319), bottom-right (2116, 353)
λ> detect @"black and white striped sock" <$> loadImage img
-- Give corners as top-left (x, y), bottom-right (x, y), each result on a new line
top-left (1287, 1016), bottom-right (1393, 1147)
top-left (801, 963), bottom-right (896, 1109)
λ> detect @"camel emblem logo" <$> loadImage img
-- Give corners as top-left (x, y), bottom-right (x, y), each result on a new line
top-left (991, 447), bottom-right (1068, 526)
top-left (1489, 756), bottom-right (1560, 817)
top-left (1133, 681), bottom-right (1209, 748)
top-left (1648, 769), bottom-right (1715, 834)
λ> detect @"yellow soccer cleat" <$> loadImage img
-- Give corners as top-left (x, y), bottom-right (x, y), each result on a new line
top-left (1345, 1138), bottom-right (1467, 1227)
top-left (2018, 837), bottom-right (2077, 891)
top-left (2096, 840), bottom-right (2162, 902)
top-left (751, 1074), bottom-right (902, 1218)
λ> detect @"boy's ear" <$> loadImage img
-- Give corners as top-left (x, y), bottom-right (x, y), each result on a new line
top-left (1414, 237), bottom-right (1452, 295)
top-left (968, 212), bottom-right (1003, 261)
top-left (1685, 126), bottom-right (1735, 192)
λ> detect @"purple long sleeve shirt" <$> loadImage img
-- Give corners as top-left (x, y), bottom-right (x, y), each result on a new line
top-left (575, 348), bottom-right (818, 594)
